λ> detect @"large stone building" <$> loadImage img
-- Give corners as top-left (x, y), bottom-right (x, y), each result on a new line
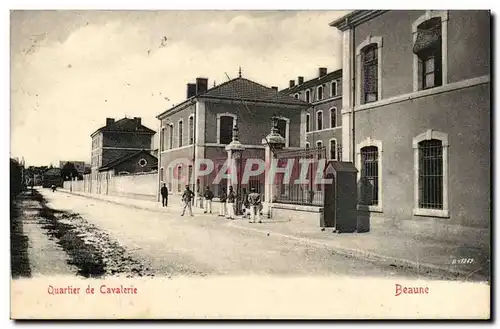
top-left (280, 68), bottom-right (343, 160)
top-left (330, 10), bottom-right (490, 245)
top-left (90, 117), bottom-right (156, 173)
top-left (156, 75), bottom-right (309, 197)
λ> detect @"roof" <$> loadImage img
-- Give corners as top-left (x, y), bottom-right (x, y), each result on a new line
top-left (98, 150), bottom-right (158, 172)
top-left (200, 77), bottom-right (309, 106)
top-left (157, 77), bottom-right (309, 118)
top-left (280, 69), bottom-right (342, 95)
top-left (91, 118), bottom-right (156, 137)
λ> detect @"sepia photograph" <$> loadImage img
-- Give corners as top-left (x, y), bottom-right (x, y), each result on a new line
top-left (9, 7), bottom-right (491, 319)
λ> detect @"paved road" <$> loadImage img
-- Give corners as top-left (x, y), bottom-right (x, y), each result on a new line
top-left (26, 189), bottom-right (451, 279)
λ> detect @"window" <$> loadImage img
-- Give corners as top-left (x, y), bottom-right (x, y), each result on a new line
top-left (316, 111), bottom-right (323, 131)
top-left (329, 139), bottom-right (337, 160)
top-left (360, 146), bottom-right (379, 206)
top-left (168, 167), bottom-right (173, 191)
top-left (414, 17), bottom-right (442, 90)
top-left (188, 115), bottom-right (194, 145)
top-left (362, 44), bottom-right (378, 104)
top-left (316, 141), bottom-right (324, 159)
top-left (178, 120), bottom-right (183, 147)
top-left (219, 116), bottom-right (234, 144)
top-left (305, 90), bottom-right (311, 103)
top-left (160, 127), bottom-right (165, 152)
top-left (331, 81), bottom-right (338, 97)
top-left (413, 130), bottom-right (449, 217)
top-left (306, 114), bottom-right (310, 133)
top-left (168, 124), bottom-right (174, 149)
top-left (160, 168), bottom-right (164, 182)
top-left (138, 158), bottom-right (148, 167)
top-left (317, 85), bottom-right (324, 101)
top-left (305, 142), bottom-right (310, 149)
top-left (188, 165), bottom-right (193, 190)
top-left (177, 165), bottom-right (182, 193)
top-left (277, 119), bottom-right (287, 141)
top-left (330, 108), bottom-right (337, 128)
top-left (294, 93), bottom-right (299, 99)
top-left (418, 139), bottom-right (443, 209)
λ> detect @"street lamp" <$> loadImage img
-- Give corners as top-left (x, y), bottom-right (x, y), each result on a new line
top-left (225, 123), bottom-right (245, 215)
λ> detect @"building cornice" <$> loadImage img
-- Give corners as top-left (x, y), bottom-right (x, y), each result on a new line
top-left (156, 98), bottom-right (197, 120)
top-left (199, 96), bottom-right (309, 109)
top-left (330, 10), bottom-right (388, 31)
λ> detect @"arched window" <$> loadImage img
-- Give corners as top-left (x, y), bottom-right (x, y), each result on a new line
top-left (412, 11), bottom-right (448, 91)
top-left (160, 127), bottom-right (165, 152)
top-left (316, 141), bottom-right (324, 159)
top-left (316, 111), bottom-right (323, 131)
top-left (188, 115), bottom-right (194, 145)
top-left (294, 93), bottom-right (299, 99)
top-left (306, 113), bottom-right (311, 133)
top-left (362, 44), bottom-right (378, 103)
top-left (414, 18), bottom-right (443, 90)
top-left (360, 146), bottom-right (379, 206)
top-left (317, 85), bottom-right (324, 101)
top-left (329, 138), bottom-right (337, 160)
top-left (356, 137), bottom-right (383, 212)
top-left (331, 81), bottom-right (338, 97)
top-left (178, 120), bottom-right (183, 147)
top-left (305, 90), bottom-right (311, 103)
top-left (168, 124), bottom-right (174, 149)
top-left (305, 142), bottom-right (310, 149)
top-left (330, 108), bottom-right (337, 128)
top-left (413, 130), bottom-right (449, 217)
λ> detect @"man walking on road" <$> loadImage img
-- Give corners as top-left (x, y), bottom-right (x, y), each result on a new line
top-left (203, 186), bottom-right (214, 214)
top-left (248, 187), bottom-right (262, 223)
top-left (226, 186), bottom-right (237, 220)
top-left (181, 185), bottom-right (195, 216)
top-left (218, 188), bottom-right (227, 217)
top-left (160, 183), bottom-right (169, 207)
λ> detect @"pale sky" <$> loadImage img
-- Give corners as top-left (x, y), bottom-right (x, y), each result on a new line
top-left (10, 10), bottom-right (347, 166)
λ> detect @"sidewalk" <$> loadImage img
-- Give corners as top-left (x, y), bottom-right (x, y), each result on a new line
top-left (59, 189), bottom-right (490, 282)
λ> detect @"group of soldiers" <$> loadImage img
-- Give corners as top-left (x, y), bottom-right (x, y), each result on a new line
top-left (160, 183), bottom-right (263, 223)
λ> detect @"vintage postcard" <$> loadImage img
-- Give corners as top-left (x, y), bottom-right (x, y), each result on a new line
top-left (10, 9), bottom-right (491, 319)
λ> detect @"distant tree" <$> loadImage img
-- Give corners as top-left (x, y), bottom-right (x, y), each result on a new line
top-left (61, 162), bottom-right (78, 181)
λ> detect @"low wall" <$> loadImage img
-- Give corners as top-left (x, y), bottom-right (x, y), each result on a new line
top-left (271, 203), bottom-right (324, 223)
top-left (63, 172), bottom-right (158, 201)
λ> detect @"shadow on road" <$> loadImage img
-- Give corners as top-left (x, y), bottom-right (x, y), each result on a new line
top-left (10, 194), bottom-right (32, 279)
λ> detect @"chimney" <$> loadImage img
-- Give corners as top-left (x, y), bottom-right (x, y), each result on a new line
top-left (196, 77), bottom-right (208, 94)
top-left (133, 117), bottom-right (141, 127)
top-left (319, 67), bottom-right (327, 77)
top-left (106, 118), bottom-right (115, 127)
top-left (271, 86), bottom-right (278, 91)
top-left (298, 76), bottom-right (304, 85)
top-left (289, 80), bottom-right (295, 88)
top-left (187, 83), bottom-right (197, 98)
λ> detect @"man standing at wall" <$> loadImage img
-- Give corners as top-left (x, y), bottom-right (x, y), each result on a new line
top-left (248, 187), bottom-right (262, 224)
top-left (181, 185), bottom-right (195, 217)
top-left (203, 186), bottom-right (214, 214)
top-left (160, 183), bottom-right (169, 207)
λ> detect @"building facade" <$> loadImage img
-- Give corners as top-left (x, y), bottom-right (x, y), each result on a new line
top-left (280, 67), bottom-right (343, 161)
top-left (331, 10), bottom-right (490, 244)
top-left (90, 117), bottom-right (156, 173)
top-left (157, 76), bottom-right (309, 198)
